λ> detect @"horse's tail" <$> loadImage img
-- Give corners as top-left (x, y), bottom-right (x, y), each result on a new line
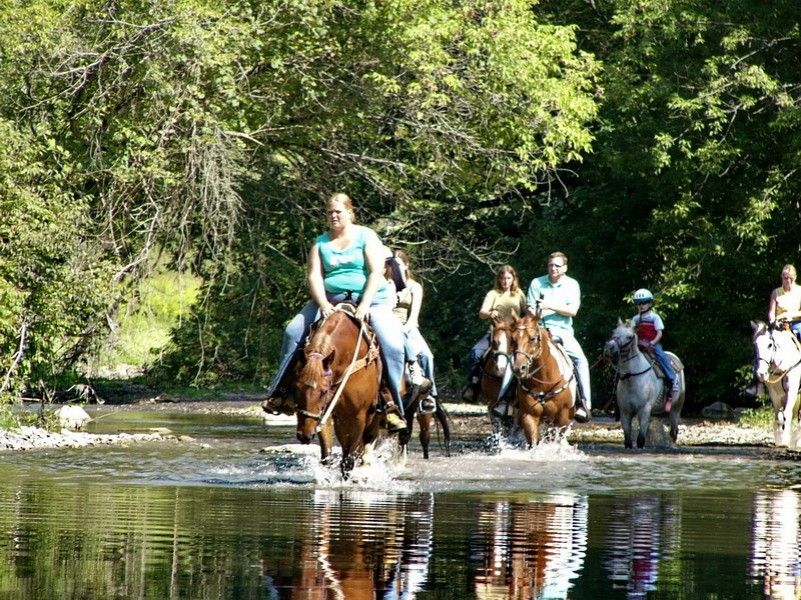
top-left (434, 402), bottom-right (452, 455)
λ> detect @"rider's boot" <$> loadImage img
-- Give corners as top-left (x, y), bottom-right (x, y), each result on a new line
top-left (262, 389), bottom-right (295, 416)
top-left (383, 400), bottom-right (407, 431)
top-left (407, 360), bottom-right (425, 387)
top-left (461, 374), bottom-right (480, 402)
top-left (385, 412), bottom-right (407, 431)
top-left (492, 398), bottom-right (508, 418)
top-left (573, 371), bottom-right (591, 423)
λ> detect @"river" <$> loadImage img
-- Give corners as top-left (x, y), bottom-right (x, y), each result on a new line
top-left (0, 403), bottom-right (798, 599)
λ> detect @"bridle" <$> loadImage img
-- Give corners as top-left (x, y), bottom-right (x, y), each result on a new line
top-left (512, 324), bottom-right (544, 376)
top-left (513, 323), bottom-right (574, 403)
top-left (296, 351), bottom-right (333, 421)
top-left (754, 328), bottom-right (801, 385)
top-left (608, 330), bottom-right (654, 380)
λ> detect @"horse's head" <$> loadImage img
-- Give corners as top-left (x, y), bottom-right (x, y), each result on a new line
top-left (295, 348), bottom-right (334, 443)
top-left (751, 319), bottom-right (787, 383)
top-left (604, 318), bottom-right (638, 362)
top-left (488, 321), bottom-right (512, 375)
top-left (511, 314), bottom-right (547, 378)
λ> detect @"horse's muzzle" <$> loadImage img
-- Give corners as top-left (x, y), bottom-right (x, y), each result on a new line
top-left (296, 430), bottom-right (314, 444)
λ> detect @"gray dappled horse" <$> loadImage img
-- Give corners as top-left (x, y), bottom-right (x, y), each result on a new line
top-left (603, 320), bottom-right (686, 449)
top-left (751, 320), bottom-right (801, 448)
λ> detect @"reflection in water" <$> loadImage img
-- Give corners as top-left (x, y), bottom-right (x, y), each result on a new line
top-left (265, 490), bottom-right (434, 599)
top-left (603, 494), bottom-right (681, 599)
top-left (751, 489), bottom-right (801, 600)
top-left (471, 494), bottom-right (588, 599)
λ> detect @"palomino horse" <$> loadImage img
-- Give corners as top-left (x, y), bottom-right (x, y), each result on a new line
top-left (479, 321), bottom-right (516, 426)
top-left (603, 320), bottom-right (685, 449)
top-left (751, 320), bottom-right (801, 447)
top-left (510, 314), bottom-right (577, 446)
top-left (294, 308), bottom-right (384, 475)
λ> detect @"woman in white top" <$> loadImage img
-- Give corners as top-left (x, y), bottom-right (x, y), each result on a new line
top-left (387, 249), bottom-right (438, 414)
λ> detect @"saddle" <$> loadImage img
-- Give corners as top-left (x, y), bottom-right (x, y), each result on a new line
top-left (639, 345), bottom-right (683, 380)
top-left (301, 303), bottom-right (381, 376)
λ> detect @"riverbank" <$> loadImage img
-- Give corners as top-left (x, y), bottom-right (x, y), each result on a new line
top-left (1, 395), bottom-right (773, 452)
top-left (0, 426), bottom-right (172, 452)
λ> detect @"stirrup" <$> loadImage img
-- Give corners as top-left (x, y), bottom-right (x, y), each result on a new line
top-left (420, 395), bottom-right (436, 414)
top-left (574, 406), bottom-right (590, 423)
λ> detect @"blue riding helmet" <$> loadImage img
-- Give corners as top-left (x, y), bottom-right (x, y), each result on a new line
top-left (632, 288), bottom-right (654, 304)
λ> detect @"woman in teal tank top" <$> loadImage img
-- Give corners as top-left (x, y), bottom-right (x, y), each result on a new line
top-left (263, 193), bottom-right (406, 431)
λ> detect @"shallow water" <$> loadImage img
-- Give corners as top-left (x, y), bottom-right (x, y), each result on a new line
top-left (0, 406), bottom-right (799, 598)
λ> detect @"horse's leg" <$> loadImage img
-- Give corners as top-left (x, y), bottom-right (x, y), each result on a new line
top-left (616, 388), bottom-right (634, 449)
top-left (773, 383), bottom-right (795, 447)
top-left (636, 402), bottom-right (653, 449)
top-left (519, 411), bottom-right (539, 448)
top-left (668, 374), bottom-right (684, 443)
top-left (417, 412), bottom-right (432, 459)
top-left (319, 419), bottom-right (334, 466)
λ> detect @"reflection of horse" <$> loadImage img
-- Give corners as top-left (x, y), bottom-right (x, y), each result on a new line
top-left (751, 489), bottom-right (801, 600)
top-left (286, 491), bottom-right (434, 599)
top-left (399, 386), bottom-right (451, 459)
top-left (294, 309), bottom-right (384, 475)
top-left (603, 320), bottom-right (685, 449)
top-left (603, 494), bottom-right (680, 599)
top-left (510, 314), bottom-right (576, 447)
top-left (751, 320), bottom-right (801, 447)
top-left (480, 322), bottom-right (516, 429)
top-left (472, 495), bottom-right (587, 600)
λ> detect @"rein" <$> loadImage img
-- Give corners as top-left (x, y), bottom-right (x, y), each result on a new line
top-left (315, 318), bottom-right (367, 432)
top-left (762, 331), bottom-right (801, 385)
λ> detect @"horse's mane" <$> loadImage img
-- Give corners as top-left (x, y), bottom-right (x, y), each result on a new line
top-left (299, 312), bottom-right (355, 389)
top-left (751, 320), bottom-right (769, 340)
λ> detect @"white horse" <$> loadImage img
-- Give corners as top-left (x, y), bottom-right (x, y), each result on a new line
top-left (603, 320), bottom-right (686, 449)
top-left (751, 320), bottom-right (801, 447)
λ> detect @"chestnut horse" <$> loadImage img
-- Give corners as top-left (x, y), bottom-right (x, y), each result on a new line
top-left (295, 308), bottom-right (384, 476)
top-left (398, 382), bottom-right (451, 459)
top-left (510, 314), bottom-right (577, 446)
top-left (480, 322), bottom-right (516, 418)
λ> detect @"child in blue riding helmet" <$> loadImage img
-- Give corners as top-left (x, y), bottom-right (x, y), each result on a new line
top-left (630, 288), bottom-right (677, 412)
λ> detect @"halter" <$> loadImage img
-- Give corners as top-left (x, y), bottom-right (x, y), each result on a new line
top-left (607, 328), bottom-right (655, 380)
top-left (512, 324), bottom-right (544, 375)
top-left (296, 310), bottom-right (372, 429)
top-left (513, 324), bottom-right (574, 404)
top-left (755, 327), bottom-right (801, 385)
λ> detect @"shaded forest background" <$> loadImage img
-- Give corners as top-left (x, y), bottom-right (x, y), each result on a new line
top-left (1, 0), bottom-right (799, 411)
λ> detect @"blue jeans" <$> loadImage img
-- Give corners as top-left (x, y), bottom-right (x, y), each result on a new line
top-left (404, 326), bottom-right (438, 397)
top-left (267, 293), bottom-right (406, 413)
top-left (548, 328), bottom-right (592, 409)
top-left (468, 334), bottom-right (490, 377)
top-left (651, 343), bottom-right (676, 387)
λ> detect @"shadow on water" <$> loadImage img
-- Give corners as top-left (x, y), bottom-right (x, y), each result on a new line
top-left (0, 406), bottom-right (800, 598)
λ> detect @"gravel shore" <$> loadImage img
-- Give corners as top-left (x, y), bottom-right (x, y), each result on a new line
top-left (0, 398), bottom-right (774, 452)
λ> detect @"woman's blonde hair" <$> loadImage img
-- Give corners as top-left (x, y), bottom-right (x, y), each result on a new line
top-left (494, 264), bottom-right (520, 293)
top-left (782, 264), bottom-right (797, 279)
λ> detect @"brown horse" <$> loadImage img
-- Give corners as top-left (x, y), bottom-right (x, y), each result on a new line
top-left (398, 380), bottom-right (451, 459)
top-left (294, 309), bottom-right (385, 476)
top-left (479, 321), bottom-right (516, 422)
top-left (510, 314), bottom-right (577, 446)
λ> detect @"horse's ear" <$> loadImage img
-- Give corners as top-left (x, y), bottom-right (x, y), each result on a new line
top-left (617, 317), bottom-right (624, 326)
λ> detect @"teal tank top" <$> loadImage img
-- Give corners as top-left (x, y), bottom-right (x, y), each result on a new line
top-left (316, 225), bottom-right (390, 304)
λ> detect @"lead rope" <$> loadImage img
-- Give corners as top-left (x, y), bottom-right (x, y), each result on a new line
top-left (316, 318), bottom-right (366, 433)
